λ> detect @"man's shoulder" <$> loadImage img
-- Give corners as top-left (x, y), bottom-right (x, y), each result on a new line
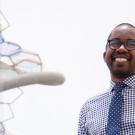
top-left (86, 90), bottom-right (111, 103)
top-left (81, 90), bottom-right (111, 112)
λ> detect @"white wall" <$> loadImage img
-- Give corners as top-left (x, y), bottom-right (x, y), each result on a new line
top-left (1, 0), bottom-right (135, 134)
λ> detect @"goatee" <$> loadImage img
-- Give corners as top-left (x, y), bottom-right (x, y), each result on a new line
top-left (111, 70), bottom-right (133, 79)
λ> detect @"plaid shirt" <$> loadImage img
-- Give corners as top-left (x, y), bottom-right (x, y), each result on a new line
top-left (78, 75), bottom-right (135, 135)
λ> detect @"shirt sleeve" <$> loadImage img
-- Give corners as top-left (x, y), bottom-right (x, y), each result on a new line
top-left (78, 104), bottom-right (89, 135)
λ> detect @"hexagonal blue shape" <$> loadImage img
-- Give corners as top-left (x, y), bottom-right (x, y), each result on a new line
top-left (0, 41), bottom-right (22, 56)
top-left (10, 50), bottom-right (42, 73)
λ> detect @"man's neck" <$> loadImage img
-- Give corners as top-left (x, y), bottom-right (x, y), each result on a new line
top-left (111, 76), bottom-right (127, 83)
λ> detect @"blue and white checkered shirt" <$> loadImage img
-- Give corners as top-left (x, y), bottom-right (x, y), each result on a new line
top-left (78, 75), bottom-right (135, 135)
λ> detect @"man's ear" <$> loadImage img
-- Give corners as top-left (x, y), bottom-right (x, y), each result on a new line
top-left (103, 52), bottom-right (106, 62)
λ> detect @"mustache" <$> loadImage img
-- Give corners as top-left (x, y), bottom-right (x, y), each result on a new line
top-left (111, 53), bottom-right (131, 60)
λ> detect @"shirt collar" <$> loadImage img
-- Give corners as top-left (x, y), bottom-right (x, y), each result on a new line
top-left (124, 75), bottom-right (135, 88)
top-left (109, 74), bottom-right (135, 91)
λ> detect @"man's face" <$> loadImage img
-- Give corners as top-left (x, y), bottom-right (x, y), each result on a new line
top-left (104, 25), bottom-right (135, 80)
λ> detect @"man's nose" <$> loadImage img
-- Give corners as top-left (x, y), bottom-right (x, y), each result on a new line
top-left (116, 44), bottom-right (128, 53)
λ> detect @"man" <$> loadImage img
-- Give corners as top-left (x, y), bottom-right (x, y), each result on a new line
top-left (78, 23), bottom-right (135, 134)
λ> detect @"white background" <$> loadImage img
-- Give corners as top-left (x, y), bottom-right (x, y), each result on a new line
top-left (1, 0), bottom-right (135, 134)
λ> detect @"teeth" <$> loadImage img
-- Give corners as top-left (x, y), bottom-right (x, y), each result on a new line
top-left (115, 58), bottom-right (127, 62)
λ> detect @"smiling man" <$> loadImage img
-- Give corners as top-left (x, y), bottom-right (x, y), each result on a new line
top-left (78, 23), bottom-right (135, 135)
top-left (104, 24), bottom-right (135, 82)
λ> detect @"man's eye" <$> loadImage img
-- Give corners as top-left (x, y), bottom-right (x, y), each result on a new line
top-left (128, 41), bottom-right (135, 46)
top-left (110, 41), bottom-right (120, 45)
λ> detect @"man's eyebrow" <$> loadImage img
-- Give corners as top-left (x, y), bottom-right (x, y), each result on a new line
top-left (127, 39), bottom-right (135, 41)
top-left (109, 38), bottom-right (135, 41)
top-left (108, 38), bottom-right (120, 40)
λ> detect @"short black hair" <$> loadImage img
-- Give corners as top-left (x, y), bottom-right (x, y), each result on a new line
top-left (116, 23), bottom-right (135, 28)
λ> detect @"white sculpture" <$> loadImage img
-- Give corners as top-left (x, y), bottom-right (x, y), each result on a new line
top-left (0, 10), bottom-right (65, 135)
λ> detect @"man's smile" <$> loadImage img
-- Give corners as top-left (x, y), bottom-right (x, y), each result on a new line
top-left (111, 54), bottom-right (131, 64)
top-left (115, 58), bottom-right (128, 62)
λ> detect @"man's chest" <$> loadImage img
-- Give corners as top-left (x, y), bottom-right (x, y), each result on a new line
top-left (86, 93), bottom-right (135, 135)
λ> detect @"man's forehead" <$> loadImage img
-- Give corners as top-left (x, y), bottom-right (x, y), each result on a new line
top-left (110, 25), bottom-right (135, 39)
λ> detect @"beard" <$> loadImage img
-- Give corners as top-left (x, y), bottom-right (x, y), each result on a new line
top-left (110, 69), bottom-right (133, 79)
top-left (107, 62), bottom-right (134, 79)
